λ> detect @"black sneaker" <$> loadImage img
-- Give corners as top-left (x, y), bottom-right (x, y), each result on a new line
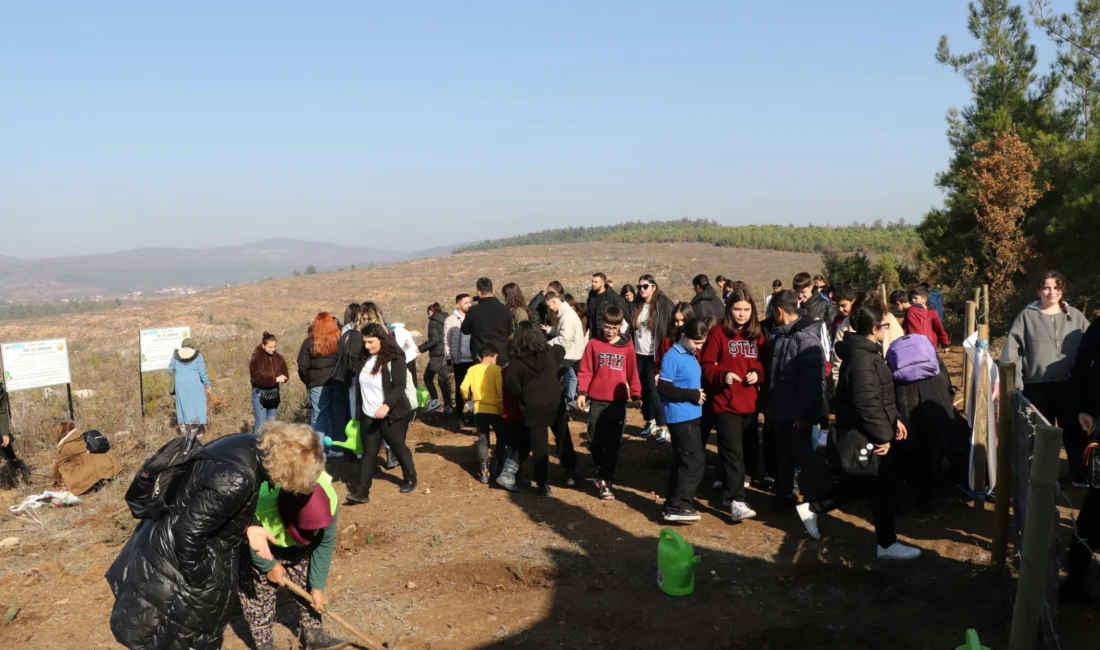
top-left (662, 508), bottom-right (701, 523)
top-left (596, 480), bottom-right (615, 501)
top-left (302, 627), bottom-right (349, 650)
top-left (537, 484), bottom-right (552, 497)
top-left (344, 492), bottom-right (369, 506)
top-left (399, 478), bottom-right (418, 494)
top-left (384, 450), bottom-right (400, 470)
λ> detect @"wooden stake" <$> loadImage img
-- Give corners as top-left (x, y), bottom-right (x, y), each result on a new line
top-left (991, 362), bottom-right (1016, 569)
top-left (963, 300), bottom-right (977, 412)
top-left (880, 283), bottom-right (887, 307)
top-left (981, 284), bottom-right (990, 326)
top-left (972, 346), bottom-right (991, 498)
top-left (280, 578), bottom-right (392, 650)
top-left (1008, 425), bottom-right (1062, 650)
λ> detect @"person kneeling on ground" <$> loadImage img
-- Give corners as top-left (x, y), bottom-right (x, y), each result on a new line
top-left (795, 302), bottom-right (921, 561)
top-left (240, 439), bottom-right (347, 650)
top-left (52, 422), bottom-right (121, 495)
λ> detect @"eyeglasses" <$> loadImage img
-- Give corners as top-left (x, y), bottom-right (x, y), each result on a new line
top-left (874, 323), bottom-right (889, 331)
top-left (639, 284), bottom-right (653, 290)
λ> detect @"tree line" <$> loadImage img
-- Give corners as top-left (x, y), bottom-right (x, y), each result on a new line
top-left (920, 0), bottom-right (1100, 321)
top-left (454, 219), bottom-right (923, 256)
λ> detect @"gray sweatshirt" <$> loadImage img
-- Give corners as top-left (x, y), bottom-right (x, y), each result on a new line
top-left (1000, 301), bottom-right (1090, 386)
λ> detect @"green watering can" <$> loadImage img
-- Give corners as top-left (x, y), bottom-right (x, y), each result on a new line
top-left (955, 630), bottom-right (990, 650)
top-left (324, 419), bottom-right (363, 456)
top-left (657, 528), bottom-right (700, 596)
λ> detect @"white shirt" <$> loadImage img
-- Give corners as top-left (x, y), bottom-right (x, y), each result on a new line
top-left (358, 357), bottom-right (386, 417)
top-left (634, 304), bottom-right (655, 356)
top-left (390, 323), bottom-right (418, 363)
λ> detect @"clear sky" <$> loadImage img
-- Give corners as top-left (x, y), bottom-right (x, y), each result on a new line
top-left (0, 1), bottom-right (1056, 258)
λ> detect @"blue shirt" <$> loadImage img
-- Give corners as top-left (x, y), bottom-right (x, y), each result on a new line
top-left (660, 343), bottom-right (703, 424)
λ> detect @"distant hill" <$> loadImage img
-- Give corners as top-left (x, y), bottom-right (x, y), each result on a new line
top-left (0, 239), bottom-right (418, 302)
top-left (454, 219), bottom-right (922, 256)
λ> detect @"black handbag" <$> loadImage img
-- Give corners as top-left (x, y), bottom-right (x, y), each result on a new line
top-left (83, 429), bottom-right (110, 454)
top-left (827, 427), bottom-right (881, 478)
top-left (258, 387), bottom-right (281, 409)
top-left (1085, 442), bottom-right (1100, 489)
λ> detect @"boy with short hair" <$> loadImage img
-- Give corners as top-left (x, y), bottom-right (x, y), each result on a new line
top-left (835, 287), bottom-right (856, 327)
top-left (903, 287), bottom-right (951, 351)
top-left (577, 306), bottom-right (641, 501)
top-left (460, 344), bottom-right (505, 484)
top-left (889, 290), bottom-right (910, 314)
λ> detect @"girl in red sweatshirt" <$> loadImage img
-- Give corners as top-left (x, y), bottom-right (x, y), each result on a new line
top-left (700, 288), bottom-right (765, 522)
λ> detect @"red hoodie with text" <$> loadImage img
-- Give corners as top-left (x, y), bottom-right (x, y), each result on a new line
top-left (700, 325), bottom-right (765, 414)
top-left (903, 304), bottom-right (950, 348)
top-left (577, 337), bottom-right (642, 403)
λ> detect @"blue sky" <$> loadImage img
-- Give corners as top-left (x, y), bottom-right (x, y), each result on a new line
top-left (0, 1), bottom-right (1064, 258)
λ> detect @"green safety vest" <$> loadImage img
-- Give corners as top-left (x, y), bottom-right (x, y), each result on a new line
top-left (255, 471), bottom-right (337, 548)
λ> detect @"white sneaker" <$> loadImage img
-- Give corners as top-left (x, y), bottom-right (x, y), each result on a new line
top-left (877, 542), bottom-right (921, 561)
top-left (653, 427), bottom-right (670, 443)
top-left (639, 420), bottom-right (656, 438)
top-left (729, 500), bottom-right (757, 522)
top-left (796, 502), bottom-right (821, 540)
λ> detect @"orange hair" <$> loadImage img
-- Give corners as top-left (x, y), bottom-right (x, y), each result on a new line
top-left (311, 313), bottom-right (339, 357)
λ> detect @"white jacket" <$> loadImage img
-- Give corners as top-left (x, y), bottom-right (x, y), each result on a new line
top-left (548, 304), bottom-right (587, 362)
top-left (444, 310), bottom-right (473, 364)
top-left (389, 323), bottom-right (419, 363)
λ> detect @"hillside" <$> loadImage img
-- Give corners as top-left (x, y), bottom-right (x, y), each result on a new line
top-left (454, 219), bottom-right (923, 256)
top-left (0, 239), bottom-right (412, 303)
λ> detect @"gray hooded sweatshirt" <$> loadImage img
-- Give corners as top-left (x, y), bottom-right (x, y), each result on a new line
top-left (1000, 301), bottom-right (1089, 386)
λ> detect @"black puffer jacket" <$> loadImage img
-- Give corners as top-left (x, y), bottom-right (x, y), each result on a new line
top-left (690, 287), bottom-right (725, 322)
top-left (353, 356), bottom-right (414, 423)
top-left (587, 289), bottom-right (628, 337)
top-left (106, 434), bottom-right (262, 650)
top-left (762, 316), bottom-right (825, 426)
top-left (418, 312), bottom-right (448, 358)
top-left (528, 291), bottom-right (549, 328)
top-left (297, 336), bottom-right (340, 388)
top-left (506, 346), bottom-right (566, 426)
top-left (834, 335), bottom-right (899, 444)
top-left (799, 289), bottom-right (838, 326)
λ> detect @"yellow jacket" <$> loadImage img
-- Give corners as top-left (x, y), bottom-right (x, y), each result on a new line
top-left (460, 363), bottom-right (503, 415)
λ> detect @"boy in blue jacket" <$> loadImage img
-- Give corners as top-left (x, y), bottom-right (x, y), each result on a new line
top-left (657, 319), bottom-right (710, 523)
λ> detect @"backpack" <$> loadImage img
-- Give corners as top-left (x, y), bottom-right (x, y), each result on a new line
top-left (83, 429), bottom-right (110, 454)
top-left (124, 432), bottom-right (204, 520)
top-left (886, 335), bottom-right (940, 384)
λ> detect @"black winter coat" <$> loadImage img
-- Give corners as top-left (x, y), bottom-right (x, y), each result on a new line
top-left (106, 434), bottom-right (262, 650)
top-left (462, 296), bottom-right (514, 365)
top-left (297, 336), bottom-right (340, 388)
top-left (418, 312), bottom-right (448, 358)
top-left (690, 287), bottom-right (725, 323)
top-left (528, 291), bottom-right (550, 328)
top-left (895, 354), bottom-right (954, 450)
top-left (630, 295), bottom-right (676, 350)
top-left (587, 289), bottom-right (628, 337)
top-left (799, 290), bottom-right (838, 326)
top-left (506, 346), bottom-right (566, 426)
top-left (834, 335), bottom-right (899, 444)
top-left (1072, 317), bottom-right (1100, 416)
top-left (762, 316), bottom-right (825, 426)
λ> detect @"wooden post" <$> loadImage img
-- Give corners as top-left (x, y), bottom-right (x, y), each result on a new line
top-left (963, 300), bottom-right (977, 411)
top-left (981, 284), bottom-right (990, 327)
top-left (972, 347), bottom-right (991, 498)
top-left (991, 362), bottom-right (1016, 569)
top-left (880, 284), bottom-right (888, 307)
top-left (1008, 425), bottom-right (1062, 650)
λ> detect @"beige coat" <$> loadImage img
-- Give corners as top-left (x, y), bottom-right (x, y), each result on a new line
top-left (52, 428), bottom-right (121, 495)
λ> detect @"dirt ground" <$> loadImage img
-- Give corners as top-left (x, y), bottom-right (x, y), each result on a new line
top-left (0, 243), bottom-right (1096, 649)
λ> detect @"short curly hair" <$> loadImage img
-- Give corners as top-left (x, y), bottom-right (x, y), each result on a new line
top-left (256, 422), bottom-right (324, 494)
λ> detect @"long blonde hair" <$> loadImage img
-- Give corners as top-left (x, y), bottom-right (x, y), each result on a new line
top-left (256, 422), bottom-right (324, 494)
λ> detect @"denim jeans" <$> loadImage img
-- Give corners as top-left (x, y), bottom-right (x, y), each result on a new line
top-left (561, 362), bottom-right (578, 402)
top-left (309, 384), bottom-right (340, 442)
top-left (251, 388), bottom-right (279, 435)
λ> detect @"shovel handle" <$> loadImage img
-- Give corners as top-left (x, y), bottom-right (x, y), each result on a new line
top-left (280, 579), bottom-right (392, 650)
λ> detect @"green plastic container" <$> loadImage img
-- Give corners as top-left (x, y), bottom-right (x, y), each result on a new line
top-left (955, 630), bottom-right (990, 650)
top-left (657, 528), bottom-right (700, 596)
top-left (417, 385), bottom-right (431, 408)
top-left (324, 419), bottom-right (363, 456)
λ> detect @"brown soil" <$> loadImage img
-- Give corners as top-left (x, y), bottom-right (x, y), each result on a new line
top-left (0, 243), bottom-right (1095, 649)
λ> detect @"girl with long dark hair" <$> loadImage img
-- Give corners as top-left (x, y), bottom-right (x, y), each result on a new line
top-left (701, 289), bottom-right (765, 521)
top-left (633, 274), bottom-right (676, 443)
top-left (419, 302), bottom-right (451, 412)
top-left (1002, 271), bottom-right (1091, 484)
top-left (345, 322), bottom-right (417, 504)
top-left (249, 331), bottom-right (289, 434)
top-left (502, 282), bottom-right (530, 328)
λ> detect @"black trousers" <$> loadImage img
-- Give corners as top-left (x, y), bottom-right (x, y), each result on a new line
top-left (474, 413), bottom-right (507, 468)
top-left (513, 416), bottom-right (577, 486)
top-left (1067, 487), bottom-right (1099, 584)
top-left (406, 360), bottom-right (419, 388)
top-left (775, 423), bottom-right (820, 502)
top-left (636, 354), bottom-right (666, 427)
top-left (423, 357), bottom-right (452, 409)
top-left (356, 414), bottom-right (415, 495)
top-left (1024, 381), bottom-right (1089, 483)
top-left (715, 412), bottom-right (753, 502)
top-left (744, 413), bottom-right (773, 480)
top-left (811, 449), bottom-right (898, 548)
top-left (588, 400), bottom-right (627, 482)
top-left (666, 419), bottom-right (705, 512)
top-left (453, 362), bottom-right (473, 418)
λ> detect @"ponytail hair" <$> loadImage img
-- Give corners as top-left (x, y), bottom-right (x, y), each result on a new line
top-left (1039, 271), bottom-right (1070, 320)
